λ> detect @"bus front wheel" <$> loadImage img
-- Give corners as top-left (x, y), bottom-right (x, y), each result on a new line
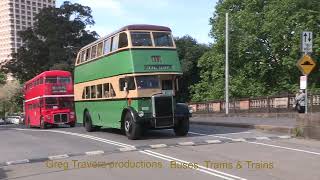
top-left (124, 112), bottom-right (141, 140)
top-left (84, 111), bottom-right (94, 132)
top-left (174, 117), bottom-right (189, 136)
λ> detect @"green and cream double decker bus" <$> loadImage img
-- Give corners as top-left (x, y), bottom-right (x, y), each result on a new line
top-left (74, 24), bottom-right (191, 139)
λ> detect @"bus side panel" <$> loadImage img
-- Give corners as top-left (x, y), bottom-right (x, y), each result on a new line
top-left (92, 100), bottom-right (127, 129)
top-left (75, 100), bottom-right (126, 129)
top-left (75, 101), bottom-right (84, 125)
top-left (74, 51), bottom-right (133, 84)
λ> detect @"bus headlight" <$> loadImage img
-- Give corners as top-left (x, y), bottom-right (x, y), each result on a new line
top-left (138, 111), bottom-right (144, 117)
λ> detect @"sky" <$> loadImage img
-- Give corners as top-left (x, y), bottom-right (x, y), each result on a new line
top-left (56, 0), bottom-right (218, 44)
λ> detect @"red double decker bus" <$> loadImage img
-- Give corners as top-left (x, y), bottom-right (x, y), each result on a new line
top-left (24, 70), bottom-right (75, 128)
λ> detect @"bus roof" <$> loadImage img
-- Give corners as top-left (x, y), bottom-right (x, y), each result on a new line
top-left (25, 70), bottom-right (71, 85)
top-left (118, 24), bottom-right (171, 32)
top-left (80, 24), bottom-right (172, 51)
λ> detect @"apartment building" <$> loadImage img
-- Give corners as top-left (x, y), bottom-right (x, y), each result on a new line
top-left (0, 0), bottom-right (55, 64)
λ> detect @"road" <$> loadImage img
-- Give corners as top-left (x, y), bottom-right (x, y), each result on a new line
top-left (0, 120), bottom-right (320, 180)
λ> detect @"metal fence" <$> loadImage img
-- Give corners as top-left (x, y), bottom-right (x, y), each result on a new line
top-left (188, 94), bottom-right (320, 114)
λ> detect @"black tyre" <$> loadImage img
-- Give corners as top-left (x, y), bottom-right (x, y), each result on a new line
top-left (124, 112), bottom-right (141, 140)
top-left (69, 121), bottom-right (76, 128)
top-left (40, 117), bottom-right (47, 129)
top-left (84, 111), bottom-right (94, 132)
top-left (174, 117), bottom-right (189, 136)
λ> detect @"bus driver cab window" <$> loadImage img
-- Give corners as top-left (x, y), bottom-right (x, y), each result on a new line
top-left (161, 79), bottom-right (174, 95)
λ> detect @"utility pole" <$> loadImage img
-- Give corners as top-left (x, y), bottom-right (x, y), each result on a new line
top-left (225, 13), bottom-right (229, 115)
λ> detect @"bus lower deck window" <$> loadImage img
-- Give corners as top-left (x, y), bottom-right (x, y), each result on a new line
top-left (97, 84), bottom-right (102, 98)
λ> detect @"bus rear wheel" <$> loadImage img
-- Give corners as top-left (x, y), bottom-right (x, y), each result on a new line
top-left (174, 117), bottom-right (189, 136)
top-left (84, 111), bottom-right (94, 132)
top-left (124, 112), bottom-right (141, 140)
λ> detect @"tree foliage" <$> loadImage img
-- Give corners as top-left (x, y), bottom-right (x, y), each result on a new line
top-left (1, 1), bottom-right (98, 83)
top-left (175, 36), bottom-right (209, 102)
top-left (192, 0), bottom-right (320, 101)
top-left (0, 73), bottom-right (5, 85)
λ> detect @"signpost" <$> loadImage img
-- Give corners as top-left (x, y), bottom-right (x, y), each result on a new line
top-left (301, 31), bottom-right (312, 53)
top-left (300, 76), bottom-right (307, 90)
top-left (297, 31), bottom-right (316, 114)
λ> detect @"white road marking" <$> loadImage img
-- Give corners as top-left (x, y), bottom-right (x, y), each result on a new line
top-left (248, 141), bottom-right (320, 156)
top-left (205, 140), bottom-right (222, 144)
top-left (178, 142), bottom-right (195, 146)
top-left (231, 138), bottom-right (246, 142)
top-left (14, 128), bottom-right (246, 180)
top-left (6, 159), bottom-right (29, 165)
top-left (189, 131), bottom-right (320, 156)
top-left (150, 144), bottom-right (167, 148)
top-left (119, 147), bottom-right (137, 152)
top-left (214, 132), bottom-right (252, 135)
top-left (85, 150), bottom-right (104, 155)
top-left (255, 137), bottom-right (271, 140)
top-left (143, 150), bottom-right (247, 180)
top-left (278, 135), bottom-right (291, 139)
top-left (48, 154), bottom-right (69, 160)
top-left (186, 130), bottom-right (251, 136)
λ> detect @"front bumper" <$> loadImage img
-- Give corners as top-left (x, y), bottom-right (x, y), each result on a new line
top-left (136, 113), bottom-right (187, 129)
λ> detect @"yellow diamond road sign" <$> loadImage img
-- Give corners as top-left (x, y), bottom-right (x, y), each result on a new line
top-left (296, 54), bottom-right (316, 75)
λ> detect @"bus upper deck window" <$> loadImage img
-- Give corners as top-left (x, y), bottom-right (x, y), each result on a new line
top-left (131, 32), bottom-right (152, 46)
top-left (104, 39), bottom-right (112, 54)
top-left (118, 32), bottom-right (128, 48)
top-left (111, 35), bottom-right (119, 51)
top-left (153, 32), bottom-right (173, 47)
top-left (45, 77), bottom-right (57, 83)
top-left (58, 77), bottom-right (70, 84)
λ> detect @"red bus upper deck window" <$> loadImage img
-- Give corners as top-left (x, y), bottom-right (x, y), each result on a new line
top-left (45, 77), bottom-right (57, 83)
top-left (45, 77), bottom-right (71, 84)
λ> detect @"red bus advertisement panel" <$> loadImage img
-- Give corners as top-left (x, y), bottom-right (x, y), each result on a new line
top-left (24, 70), bottom-right (75, 128)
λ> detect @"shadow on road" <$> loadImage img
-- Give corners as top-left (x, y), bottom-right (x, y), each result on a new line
top-left (0, 167), bottom-right (8, 179)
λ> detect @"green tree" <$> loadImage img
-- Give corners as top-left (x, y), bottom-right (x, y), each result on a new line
top-left (0, 72), bottom-right (5, 85)
top-left (192, 0), bottom-right (320, 101)
top-left (1, 1), bottom-right (98, 83)
top-left (175, 36), bottom-right (209, 102)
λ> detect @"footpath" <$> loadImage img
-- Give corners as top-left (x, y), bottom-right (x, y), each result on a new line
top-left (190, 113), bottom-right (320, 139)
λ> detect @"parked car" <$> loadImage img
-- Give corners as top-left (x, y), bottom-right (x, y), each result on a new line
top-left (0, 118), bottom-right (5, 125)
top-left (6, 116), bottom-right (22, 124)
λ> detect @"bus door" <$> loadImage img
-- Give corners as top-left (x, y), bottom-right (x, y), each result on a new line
top-left (35, 98), bottom-right (42, 126)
